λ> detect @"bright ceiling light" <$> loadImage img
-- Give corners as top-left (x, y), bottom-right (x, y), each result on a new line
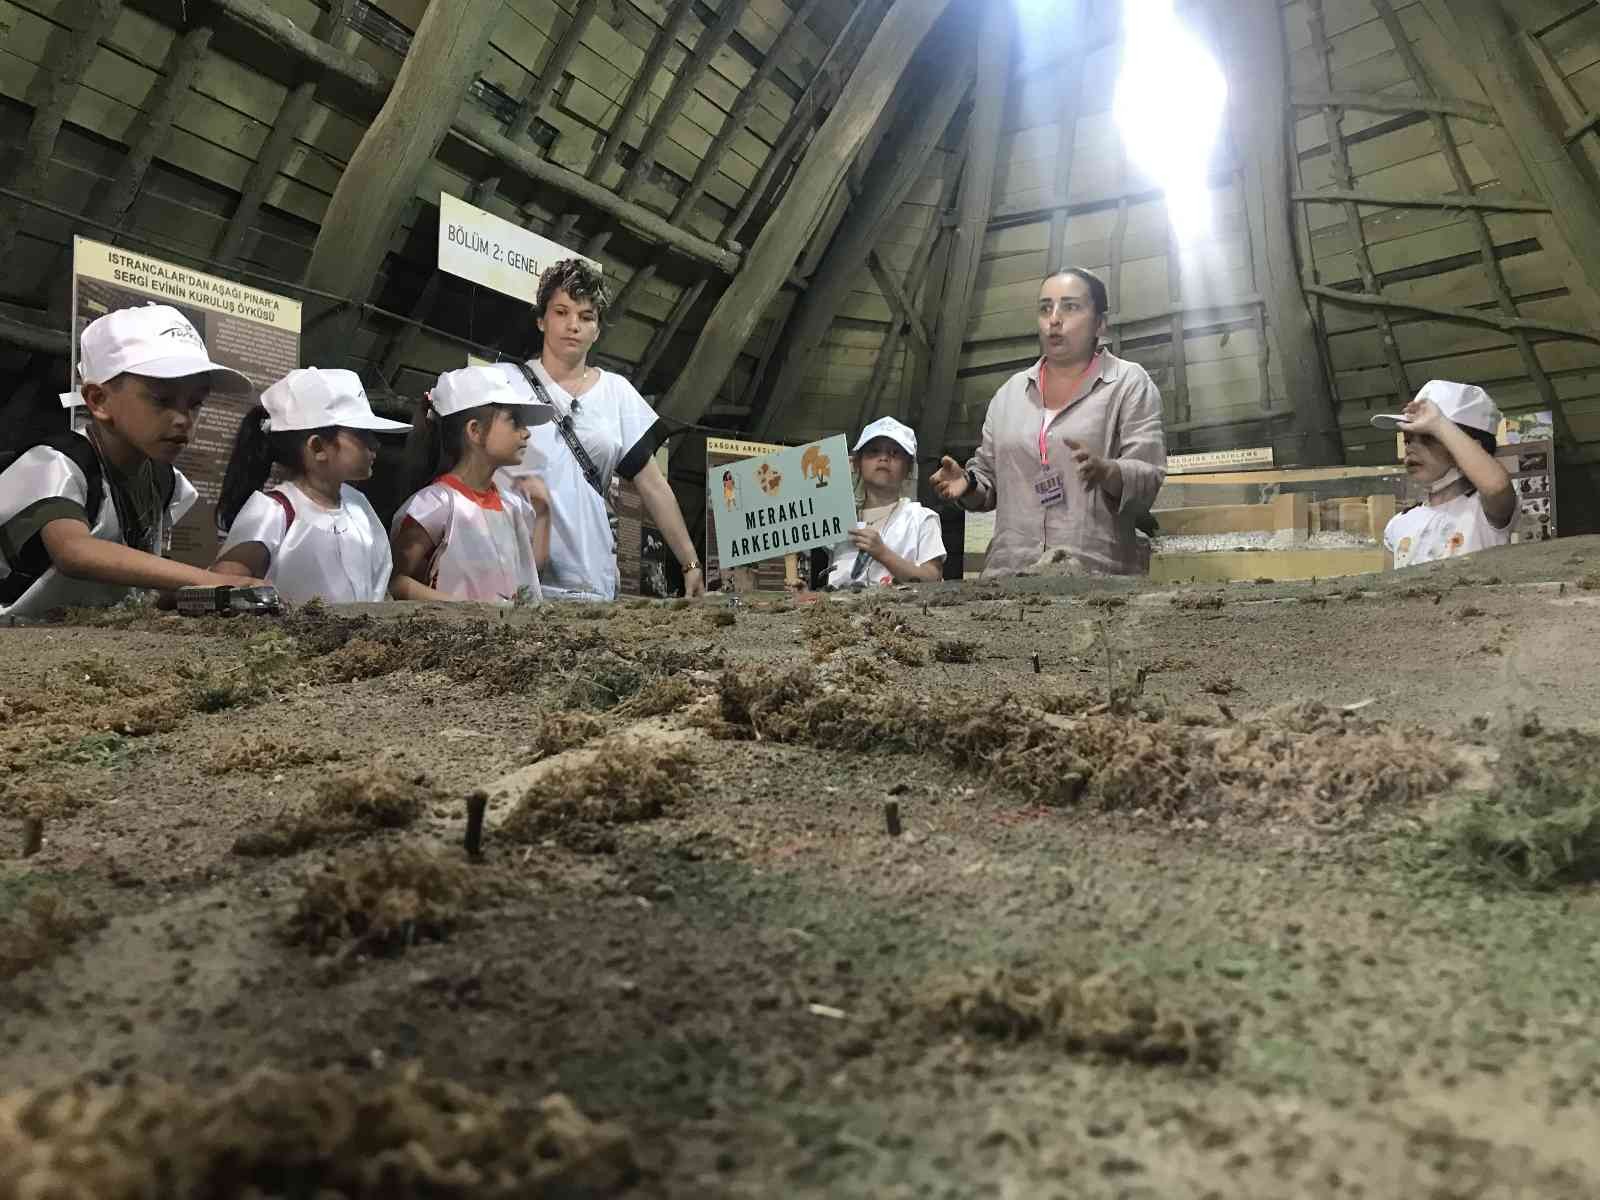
top-left (1113, 0), bottom-right (1228, 242)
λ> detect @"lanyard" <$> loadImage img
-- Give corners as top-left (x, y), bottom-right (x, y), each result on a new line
top-left (1037, 353), bottom-right (1100, 465)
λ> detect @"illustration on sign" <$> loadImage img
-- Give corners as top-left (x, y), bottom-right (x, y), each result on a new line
top-left (70, 236), bottom-right (302, 567)
top-left (711, 434), bottom-right (856, 570)
top-left (438, 193), bottom-right (597, 305)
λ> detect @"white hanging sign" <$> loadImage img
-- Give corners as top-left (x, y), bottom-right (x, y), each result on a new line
top-left (437, 192), bottom-right (596, 305)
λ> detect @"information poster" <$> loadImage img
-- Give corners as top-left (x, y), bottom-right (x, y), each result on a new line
top-left (711, 434), bottom-right (855, 571)
top-left (437, 193), bottom-right (595, 305)
top-left (706, 437), bottom-right (802, 591)
top-left (70, 236), bottom-right (301, 565)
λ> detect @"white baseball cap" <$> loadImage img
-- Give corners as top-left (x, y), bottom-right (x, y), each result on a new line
top-left (429, 364), bottom-right (556, 422)
top-left (1371, 380), bottom-right (1500, 435)
top-left (853, 416), bottom-right (918, 459)
top-left (261, 368), bottom-right (410, 433)
top-left (78, 304), bottom-right (252, 396)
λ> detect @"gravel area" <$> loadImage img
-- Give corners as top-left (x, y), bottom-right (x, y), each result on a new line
top-left (1153, 529), bottom-right (1377, 554)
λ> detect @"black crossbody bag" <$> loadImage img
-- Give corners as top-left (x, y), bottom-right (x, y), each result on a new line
top-left (515, 362), bottom-right (617, 549)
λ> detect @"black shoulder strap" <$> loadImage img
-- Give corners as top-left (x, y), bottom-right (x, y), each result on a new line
top-left (516, 361), bottom-right (608, 502)
top-left (0, 434), bottom-right (105, 607)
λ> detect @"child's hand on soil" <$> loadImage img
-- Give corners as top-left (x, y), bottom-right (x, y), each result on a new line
top-left (1397, 397), bottom-right (1445, 435)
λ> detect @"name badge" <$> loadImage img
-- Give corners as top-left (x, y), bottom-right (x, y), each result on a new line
top-left (1033, 467), bottom-right (1065, 509)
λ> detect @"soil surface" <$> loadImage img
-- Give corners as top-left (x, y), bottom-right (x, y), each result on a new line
top-left (4, 535), bottom-right (1600, 1197)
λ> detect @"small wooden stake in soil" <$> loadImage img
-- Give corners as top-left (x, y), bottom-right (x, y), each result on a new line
top-left (1031, 652), bottom-right (1041, 674)
top-left (884, 800), bottom-right (902, 837)
top-left (464, 790), bottom-right (487, 858)
top-left (22, 817), bottom-right (43, 858)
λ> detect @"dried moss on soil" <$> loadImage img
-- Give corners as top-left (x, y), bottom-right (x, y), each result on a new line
top-left (284, 844), bottom-right (515, 956)
top-left (501, 740), bottom-right (697, 851)
top-left (711, 666), bottom-right (1462, 824)
top-left (932, 968), bottom-right (1228, 1070)
top-left (1430, 725), bottom-right (1600, 888)
top-left (0, 892), bottom-right (103, 981)
top-left (232, 767), bottom-right (437, 858)
top-left (0, 1069), bottom-right (637, 1199)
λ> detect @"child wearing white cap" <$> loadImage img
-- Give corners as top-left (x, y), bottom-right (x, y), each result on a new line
top-left (211, 368), bottom-right (410, 604)
top-left (0, 304), bottom-right (262, 621)
top-left (1371, 380), bottom-right (1517, 569)
top-left (389, 365), bottom-right (556, 604)
top-left (824, 416), bottom-right (946, 589)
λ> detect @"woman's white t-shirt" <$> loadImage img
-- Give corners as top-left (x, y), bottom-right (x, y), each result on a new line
top-left (825, 499), bottom-right (947, 589)
top-left (1383, 491), bottom-right (1518, 568)
top-left (0, 438), bottom-right (197, 620)
top-left (392, 475), bottom-right (541, 604)
top-left (218, 480), bottom-right (391, 604)
top-left (497, 360), bottom-right (664, 601)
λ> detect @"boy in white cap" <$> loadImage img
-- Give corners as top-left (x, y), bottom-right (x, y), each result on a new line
top-left (1371, 380), bottom-right (1517, 568)
top-left (211, 368), bottom-right (411, 604)
top-left (824, 416), bottom-right (946, 588)
top-left (0, 303), bottom-right (261, 620)
top-left (389, 364), bottom-right (556, 604)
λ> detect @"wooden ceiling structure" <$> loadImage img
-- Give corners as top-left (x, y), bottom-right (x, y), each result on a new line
top-left (4, 0), bottom-right (1600, 524)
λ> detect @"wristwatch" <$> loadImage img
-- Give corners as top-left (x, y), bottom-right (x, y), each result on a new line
top-left (682, 560), bottom-right (702, 573)
top-left (965, 468), bottom-right (980, 494)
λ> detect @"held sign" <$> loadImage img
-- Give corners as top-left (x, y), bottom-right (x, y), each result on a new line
top-left (710, 434), bottom-right (857, 569)
top-left (437, 193), bottom-right (597, 304)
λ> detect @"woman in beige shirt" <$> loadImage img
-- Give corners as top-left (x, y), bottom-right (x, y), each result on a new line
top-left (930, 267), bottom-right (1166, 576)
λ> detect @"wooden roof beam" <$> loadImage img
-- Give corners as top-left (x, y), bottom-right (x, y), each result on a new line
top-left (552, 0), bottom-right (698, 247)
top-left (506, 0), bottom-right (599, 144)
top-left (216, 0), bottom-right (354, 266)
top-left (671, 0), bottom-right (827, 224)
top-left (1235, 0), bottom-right (1343, 465)
top-left (921, 0), bottom-right (1009, 458)
top-left (0, 0), bottom-right (124, 263)
top-left (1291, 188), bottom-right (1550, 213)
top-left (1303, 282), bottom-right (1600, 343)
top-left (720, 0), bottom-right (890, 249)
top-left (301, 0), bottom-right (505, 360)
top-left (1289, 88), bottom-right (1498, 123)
top-left (202, 0), bottom-right (739, 275)
top-left (659, 0), bottom-right (958, 427)
top-left (749, 21), bottom-right (974, 438)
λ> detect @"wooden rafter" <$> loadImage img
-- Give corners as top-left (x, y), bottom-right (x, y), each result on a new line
top-left (659, 0), bottom-right (957, 427)
top-left (751, 11), bottom-right (975, 439)
top-left (1305, 0), bottom-right (1410, 409)
top-left (1304, 283), bottom-right (1600, 343)
top-left (635, 275), bottom-right (708, 388)
top-left (0, 0), bottom-right (124, 263)
top-left (672, 0), bottom-right (827, 225)
top-left (552, 0), bottom-right (698, 246)
top-left (216, 0), bottom-right (353, 266)
top-left (921, 0), bottom-right (1009, 457)
top-left (506, 0), bottom-right (599, 143)
top-left (1288, 88), bottom-right (1498, 123)
top-left (197, 0), bottom-right (739, 275)
top-left (1290, 189), bottom-right (1550, 214)
top-left (1047, 19), bottom-right (1088, 274)
top-left (301, 0), bottom-right (505, 359)
top-left (88, 27), bottom-right (213, 234)
top-left (901, 141), bottom-right (966, 424)
top-left (1374, 0), bottom-right (1571, 451)
top-left (720, 0), bottom-right (889, 249)
top-left (1233, 0), bottom-right (1342, 465)
top-left (866, 250), bottom-right (930, 352)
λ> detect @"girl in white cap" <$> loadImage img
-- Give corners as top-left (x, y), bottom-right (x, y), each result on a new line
top-left (389, 365), bottom-right (555, 604)
top-left (1371, 380), bottom-right (1517, 568)
top-left (824, 416), bottom-right (946, 589)
top-left (211, 368), bottom-right (411, 604)
top-left (0, 304), bottom-right (263, 620)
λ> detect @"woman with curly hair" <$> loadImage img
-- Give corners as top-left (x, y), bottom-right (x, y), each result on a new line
top-left (498, 258), bottom-right (704, 599)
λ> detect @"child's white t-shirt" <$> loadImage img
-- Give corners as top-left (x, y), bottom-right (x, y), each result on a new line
top-left (496, 360), bottom-right (665, 601)
top-left (0, 436), bottom-right (197, 621)
top-left (1383, 491), bottom-right (1518, 568)
top-left (392, 475), bottom-right (541, 604)
top-left (219, 480), bottom-right (391, 604)
top-left (825, 499), bottom-right (947, 588)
